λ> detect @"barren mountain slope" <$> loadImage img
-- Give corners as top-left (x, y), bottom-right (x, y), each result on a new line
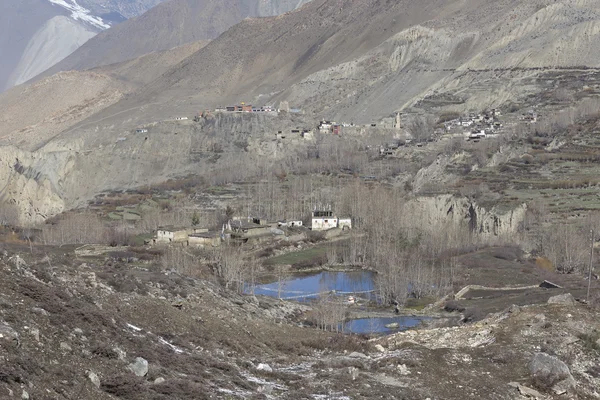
top-left (92, 40), bottom-right (211, 87)
top-left (0, 72), bottom-right (129, 151)
top-left (0, 39), bottom-right (211, 150)
top-left (0, 0), bottom-right (72, 91)
top-left (112, 0), bottom-right (600, 123)
top-left (40, 0), bottom-right (312, 77)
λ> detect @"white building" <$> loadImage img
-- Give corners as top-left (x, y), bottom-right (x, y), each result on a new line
top-left (338, 218), bottom-right (352, 230)
top-left (311, 210), bottom-right (338, 231)
top-left (278, 220), bottom-right (303, 228)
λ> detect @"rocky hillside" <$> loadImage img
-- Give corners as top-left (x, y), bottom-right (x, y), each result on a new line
top-left (0, 243), bottom-right (599, 399)
top-left (39, 0), bottom-right (312, 77)
top-left (4, 0), bottom-right (600, 223)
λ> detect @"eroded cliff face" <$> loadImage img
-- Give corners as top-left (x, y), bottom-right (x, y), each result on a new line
top-left (403, 194), bottom-right (526, 237)
top-left (0, 113), bottom-right (309, 225)
top-left (0, 146), bottom-right (68, 225)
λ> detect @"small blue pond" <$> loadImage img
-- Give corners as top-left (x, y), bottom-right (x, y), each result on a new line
top-left (343, 316), bottom-right (431, 335)
top-left (248, 271), bottom-right (376, 301)
top-left (246, 271), bottom-right (431, 335)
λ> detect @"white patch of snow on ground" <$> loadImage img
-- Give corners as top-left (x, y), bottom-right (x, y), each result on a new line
top-left (243, 374), bottom-right (287, 390)
top-left (46, 0), bottom-right (109, 29)
top-left (159, 337), bottom-right (185, 354)
top-left (313, 395), bottom-right (351, 400)
top-left (126, 323), bottom-right (142, 332)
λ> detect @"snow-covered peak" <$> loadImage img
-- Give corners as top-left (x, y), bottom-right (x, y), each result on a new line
top-left (46, 0), bottom-right (110, 30)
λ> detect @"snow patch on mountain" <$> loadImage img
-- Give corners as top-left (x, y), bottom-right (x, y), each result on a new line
top-left (46, 0), bottom-right (109, 29)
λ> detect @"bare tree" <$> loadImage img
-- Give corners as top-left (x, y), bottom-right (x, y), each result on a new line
top-left (0, 203), bottom-right (19, 227)
top-left (407, 116), bottom-right (435, 143)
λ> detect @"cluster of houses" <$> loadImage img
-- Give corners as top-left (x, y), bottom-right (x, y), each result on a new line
top-left (444, 109), bottom-right (504, 141)
top-left (520, 110), bottom-right (538, 123)
top-left (215, 103), bottom-right (276, 113)
top-left (276, 128), bottom-right (314, 140)
top-left (148, 210), bottom-right (352, 248)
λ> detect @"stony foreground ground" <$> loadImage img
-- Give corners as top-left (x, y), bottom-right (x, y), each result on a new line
top-left (0, 245), bottom-right (599, 399)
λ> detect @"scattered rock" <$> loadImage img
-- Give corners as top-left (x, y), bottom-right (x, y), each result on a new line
top-left (517, 384), bottom-right (543, 399)
top-left (9, 255), bottom-right (27, 268)
top-left (547, 293), bottom-right (576, 306)
top-left (87, 371), bottom-right (101, 388)
top-left (30, 327), bottom-right (40, 342)
top-left (0, 321), bottom-right (20, 347)
top-left (398, 364), bottom-right (410, 375)
top-left (257, 363), bottom-right (272, 372)
top-left (60, 342), bottom-right (72, 351)
top-left (128, 357), bottom-right (149, 377)
top-left (31, 307), bottom-right (49, 316)
top-left (73, 328), bottom-right (83, 335)
top-left (348, 366), bottom-right (359, 381)
top-left (529, 352), bottom-right (575, 394)
top-left (113, 347), bottom-right (127, 361)
top-left (349, 352), bottom-right (369, 359)
top-left (374, 344), bottom-right (386, 353)
top-left (154, 377), bottom-right (165, 385)
top-left (258, 384), bottom-right (273, 394)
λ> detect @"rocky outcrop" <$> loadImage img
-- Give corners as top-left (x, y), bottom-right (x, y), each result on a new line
top-left (0, 146), bottom-right (67, 226)
top-left (402, 194), bottom-right (526, 237)
top-left (547, 293), bottom-right (576, 306)
top-left (529, 352), bottom-right (576, 395)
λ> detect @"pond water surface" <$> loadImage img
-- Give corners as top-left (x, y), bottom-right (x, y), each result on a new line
top-left (247, 271), bottom-right (431, 335)
top-left (343, 316), bottom-right (431, 335)
top-left (248, 270), bottom-right (376, 301)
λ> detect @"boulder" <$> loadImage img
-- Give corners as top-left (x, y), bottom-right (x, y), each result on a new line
top-left (348, 366), bottom-right (359, 381)
top-left (87, 371), bottom-right (101, 388)
top-left (0, 321), bottom-right (19, 347)
top-left (547, 293), bottom-right (576, 306)
top-left (348, 352), bottom-right (369, 359)
top-left (529, 352), bottom-right (575, 394)
top-left (31, 307), bottom-right (49, 316)
top-left (128, 357), bottom-right (149, 377)
top-left (257, 363), bottom-right (272, 372)
top-left (154, 377), bottom-right (165, 385)
top-left (374, 344), bottom-right (386, 353)
top-left (60, 342), bottom-right (72, 351)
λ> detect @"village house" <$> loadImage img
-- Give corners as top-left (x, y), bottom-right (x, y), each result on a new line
top-left (188, 232), bottom-right (222, 247)
top-left (319, 120), bottom-right (333, 133)
top-left (278, 220), bottom-right (303, 228)
top-left (301, 130), bottom-right (314, 140)
top-left (338, 218), bottom-right (352, 230)
top-left (310, 208), bottom-right (353, 231)
top-left (229, 218), bottom-right (274, 238)
top-left (151, 226), bottom-right (208, 245)
top-left (311, 210), bottom-right (338, 231)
